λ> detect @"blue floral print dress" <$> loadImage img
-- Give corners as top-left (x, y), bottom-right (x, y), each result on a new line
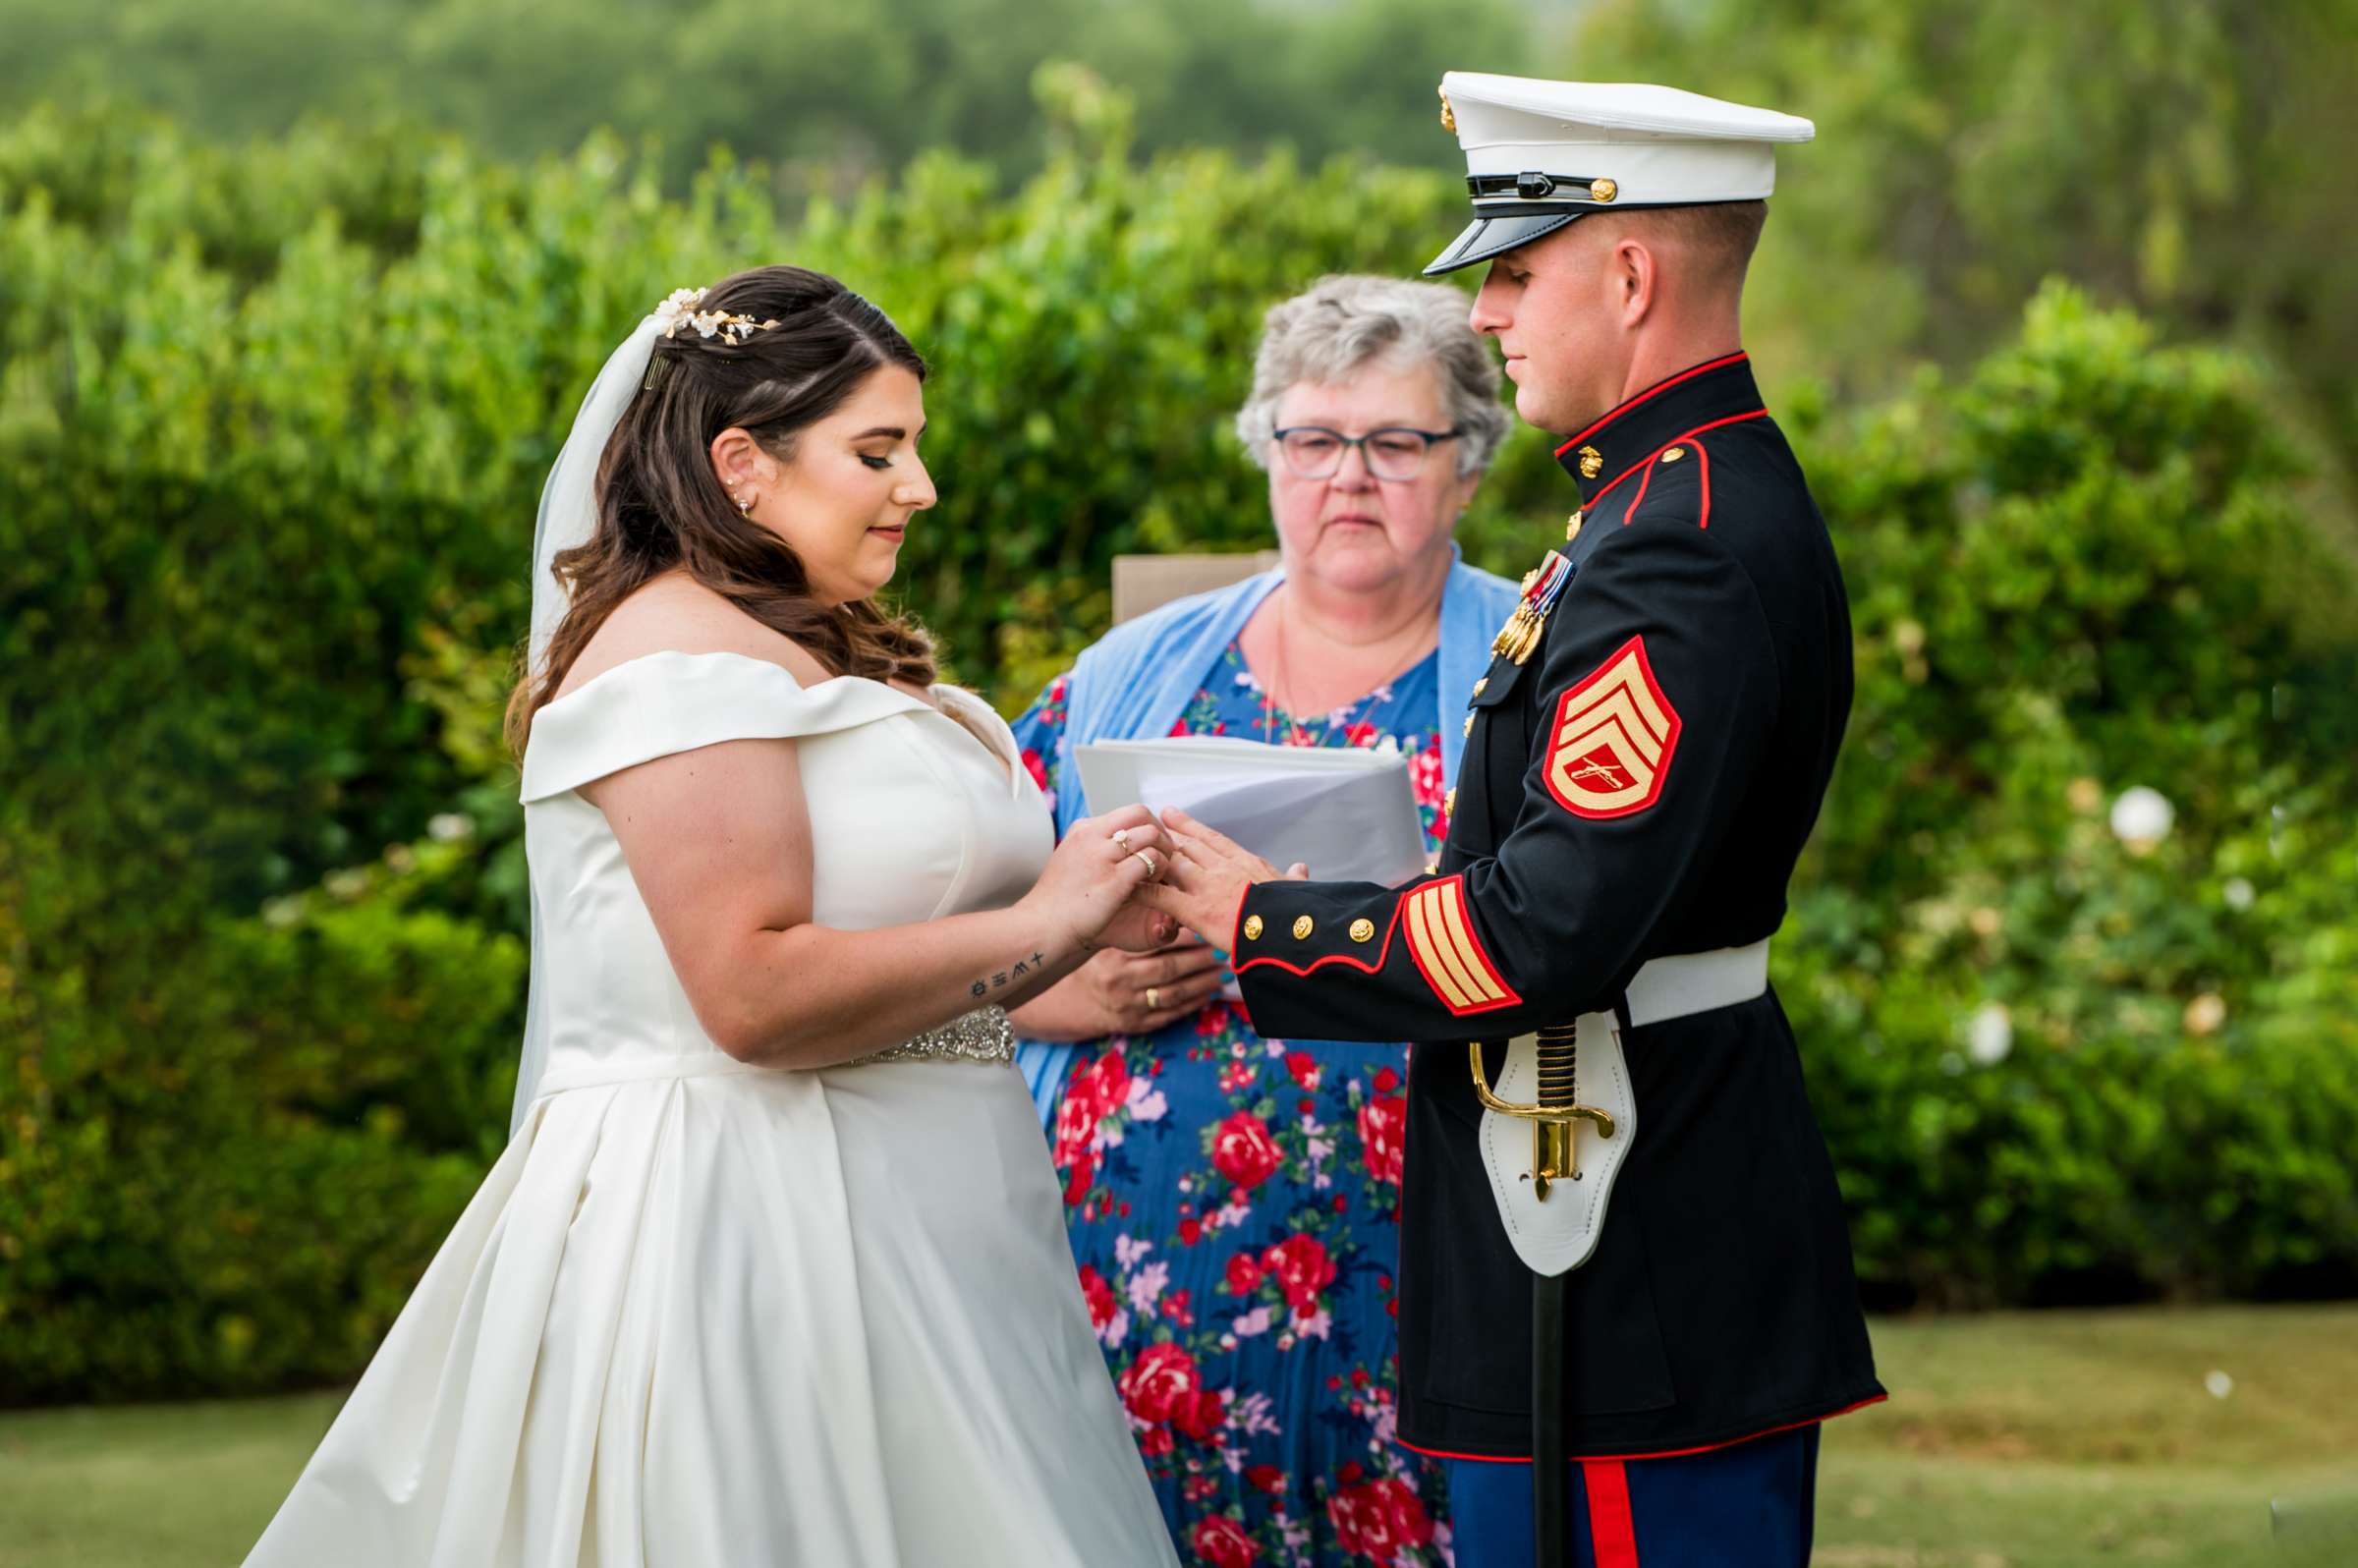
top-left (1009, 640), bottom-right (1456, 1568)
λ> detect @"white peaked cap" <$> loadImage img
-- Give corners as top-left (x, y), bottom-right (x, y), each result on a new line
top-left (1425, 75), bottom-right (1815, 275)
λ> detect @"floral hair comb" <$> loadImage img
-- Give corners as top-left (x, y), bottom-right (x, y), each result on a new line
top-left (652, 287), bottom-right (782, 345)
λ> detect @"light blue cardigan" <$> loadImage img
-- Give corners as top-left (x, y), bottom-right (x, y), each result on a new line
top-left (1016, 547), bottom-right (1521, 1122)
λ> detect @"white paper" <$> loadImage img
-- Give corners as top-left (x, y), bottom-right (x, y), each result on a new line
top-left (1075, 736), bottom-right (1428, 889)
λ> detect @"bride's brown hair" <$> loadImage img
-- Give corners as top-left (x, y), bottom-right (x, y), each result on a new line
top-left (506, 265), bottom-right (937, 755)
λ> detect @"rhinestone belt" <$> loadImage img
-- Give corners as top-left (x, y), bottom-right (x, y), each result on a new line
top-left (850, 1004), bottom-right (1015, 1067)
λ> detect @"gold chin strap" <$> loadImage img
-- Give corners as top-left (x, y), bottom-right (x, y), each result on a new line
top-left (1468, 1022), bottom-right (1616, 1200)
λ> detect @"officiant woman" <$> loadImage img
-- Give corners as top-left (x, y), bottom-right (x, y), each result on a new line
top-left (1006, 274), bottom-right (1517, 1564)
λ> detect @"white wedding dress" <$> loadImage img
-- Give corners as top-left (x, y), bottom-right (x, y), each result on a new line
top-left (245, 649), bottom-right (1178, 1568)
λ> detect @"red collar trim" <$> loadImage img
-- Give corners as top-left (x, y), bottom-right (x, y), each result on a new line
top-left (1554, 352), bottom-right (1751, 459)
top-left (1586, 409), bottom-right (1768, 513)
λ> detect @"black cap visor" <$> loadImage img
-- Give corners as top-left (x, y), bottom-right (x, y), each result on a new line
top-left (1422, 211), bottom-right (1589, 276)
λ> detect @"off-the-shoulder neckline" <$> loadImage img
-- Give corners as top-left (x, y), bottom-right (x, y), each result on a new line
top-left (539, 648), bottom-right (1020, 791)
top-left (544, 648), bottom-right (864, 706)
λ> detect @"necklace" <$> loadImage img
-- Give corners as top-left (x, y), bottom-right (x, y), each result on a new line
top-left (1259, 586), bottom-right (1432, 749)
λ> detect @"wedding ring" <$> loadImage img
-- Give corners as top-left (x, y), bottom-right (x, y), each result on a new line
top-left (1146, 986), bottom-right (1161, 1010)
top-left (1133, 849), bottom-right (1159, 878)
top-left (1113, 828), bottom-right (1133, 853)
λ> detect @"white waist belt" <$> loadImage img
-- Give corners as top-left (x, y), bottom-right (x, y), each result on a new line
top-left (1623, 938), bottom-right (1770, 1027)
top-left (1479, 938), bottom-right (1768, 1279)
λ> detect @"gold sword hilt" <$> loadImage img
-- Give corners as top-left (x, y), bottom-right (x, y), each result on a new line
top-left (1468, 1022), bottom-right (1615, 1201)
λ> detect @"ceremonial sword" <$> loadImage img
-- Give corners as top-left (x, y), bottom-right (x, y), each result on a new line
top-left (1471, 1015), bottom-right (1635, 1567)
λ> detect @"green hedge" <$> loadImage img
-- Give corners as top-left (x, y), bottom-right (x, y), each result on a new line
top-left (1786, 286), bottom-right (2358, 1303)
top-left (2, 103), bottom-right (2353, 1400)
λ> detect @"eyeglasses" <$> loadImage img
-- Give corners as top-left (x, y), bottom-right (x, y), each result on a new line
top-left (1271, 425), bottom-right (1462, 482)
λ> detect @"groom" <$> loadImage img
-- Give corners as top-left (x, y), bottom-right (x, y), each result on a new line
top-left (1144, 74), bottom-right (1882, 1566)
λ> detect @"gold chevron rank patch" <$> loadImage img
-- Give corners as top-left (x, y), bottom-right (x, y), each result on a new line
top-left (1401, 875), bottom-right (1520, 1017)
top-left (1545, 635), bottom-right (1682, 819)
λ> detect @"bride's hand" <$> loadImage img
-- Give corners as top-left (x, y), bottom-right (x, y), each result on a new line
top-left (1133, 807), bottom-right (1309, 945)
top-left (1022, 806), bottom-right (1178, 953)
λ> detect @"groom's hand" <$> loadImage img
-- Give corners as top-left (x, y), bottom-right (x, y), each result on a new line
top-left (1134, 808), bottom-right (1309, 947)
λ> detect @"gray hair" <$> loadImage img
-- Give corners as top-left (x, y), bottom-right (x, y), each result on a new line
top-left (1234, 274), bottom-right (1510, 478)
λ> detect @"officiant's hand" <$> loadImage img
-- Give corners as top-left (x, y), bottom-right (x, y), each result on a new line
top-left (1134, 807), bottom-right (1309, 947)
top-left (1009, 937), bottom-right (1225, 1040)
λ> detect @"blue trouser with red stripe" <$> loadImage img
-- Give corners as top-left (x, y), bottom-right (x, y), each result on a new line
top-left (1440, 1425), bottom-right (1820, 1567)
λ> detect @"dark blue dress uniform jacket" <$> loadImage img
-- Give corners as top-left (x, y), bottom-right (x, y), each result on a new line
top-left (1233, 353), bottom-right (1885, 1460)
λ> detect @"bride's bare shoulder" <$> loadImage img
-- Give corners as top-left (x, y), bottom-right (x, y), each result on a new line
top-left (554, 574), bottom-right (831, 698)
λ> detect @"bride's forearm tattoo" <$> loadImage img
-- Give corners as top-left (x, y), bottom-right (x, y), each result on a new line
top-left (969, 950), bottom-right (1050, 1000)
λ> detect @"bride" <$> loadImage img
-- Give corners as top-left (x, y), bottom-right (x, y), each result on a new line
top-left (244, 266), bottom-right (1184, 1567)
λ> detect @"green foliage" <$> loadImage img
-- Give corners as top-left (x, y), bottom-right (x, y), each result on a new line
top-left (0, 0), bottom-right (1536, 181)
top-left (1, 102), bottom-right (2353, 1402)
top-left (1784, 283), bottom-right (2358, 1305)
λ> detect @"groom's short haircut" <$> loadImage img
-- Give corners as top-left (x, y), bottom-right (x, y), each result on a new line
top-left (1609, 199), bottom-right (1769, 296)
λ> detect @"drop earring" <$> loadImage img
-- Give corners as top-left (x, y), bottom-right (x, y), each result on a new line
top-left (733, 491), bottom-right (754, 516)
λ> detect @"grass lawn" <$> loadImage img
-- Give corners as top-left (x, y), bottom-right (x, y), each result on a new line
top-left (2, 1304), bottom-right (2353, 1566)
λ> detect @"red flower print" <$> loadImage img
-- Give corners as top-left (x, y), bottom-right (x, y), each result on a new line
top-left (1196, 1001), bottom-right (1233, 1036)
top-left (1284, 1051), bottom-right (1321, 1091)
top-left (1327, 1477), bottom-right (1432, 1560)
top-left (1052, 1090), bottom-right (1097, 1166)
top-left (1078, 1263), bottom-right (1117, 1332)
top-left (1047, 674), bottom-right (1069, 704)
top-left (1262, 1233), bottom-right (1337, 1316)
top-left (1086, 1048), bottom-right (1134, 1117)
top-left (1357, 1093), bottom-right (1407, 1186)
top-left (1245, 1464), bottom-right (1286, 1495)
top-left (1021, 747), bottom-right (1050, 793)
top-left (1170, 718), bottom-right (1193, 737)
top-left (1062, 1150), bottom-right (1095, 1207)
top-left (1211, 1111), bottom-right (1283, 1191)
top-left (1373, 1066), bottom-right (1401, 1094)
top-left (1179, 1215), bottom-right (1204, 1246)
top-left (1118, 1341), bottom-right (1204, 1425)
top-left (1343, 720), bottom-right (1379, 748)
top-left (1172, 1384), bottom-right (1226, 1442)
top-left (1190, 1513), bottom-right (1262, 1568)
top-left (1224, 1253), bottom-right (1264, 1295)
top-left (1139, 1424), bottom-right (1175, 1458)
top-left (1409, 744), bottom-right (1445, 808)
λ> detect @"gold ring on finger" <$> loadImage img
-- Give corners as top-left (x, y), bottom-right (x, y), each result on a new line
top-left (1134, 849), bottom-right (1159, 878)
top-left (1146, 985), bottom-right (1160, 1010)
top-left (1113, 827), bottom-right (1132, 853)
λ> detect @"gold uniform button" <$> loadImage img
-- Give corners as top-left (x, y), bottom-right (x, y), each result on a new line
top-left (1349, 918), bottom-right (1376, 943)
top-left (1463, 712), bottom-right (1476, 739)
top-left (1471, 676), bottom-right (1488, 700)
top-left (1661, 446), bottom-right (1686, 463)
top-left (1590, 176), bottom-right (1618, 203)
top-left (1292, 915), bottom-right (1315, 940)
top-left (1565, 510), bottom-right (1584, 542)
top-left (1444, 786), bottom-right (1457, 816)
top-left (1242, 915), bottom-right (1263, 941)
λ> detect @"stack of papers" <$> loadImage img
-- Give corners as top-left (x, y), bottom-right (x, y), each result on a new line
top-left (1075, 736), bottom-right (1428, 889)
